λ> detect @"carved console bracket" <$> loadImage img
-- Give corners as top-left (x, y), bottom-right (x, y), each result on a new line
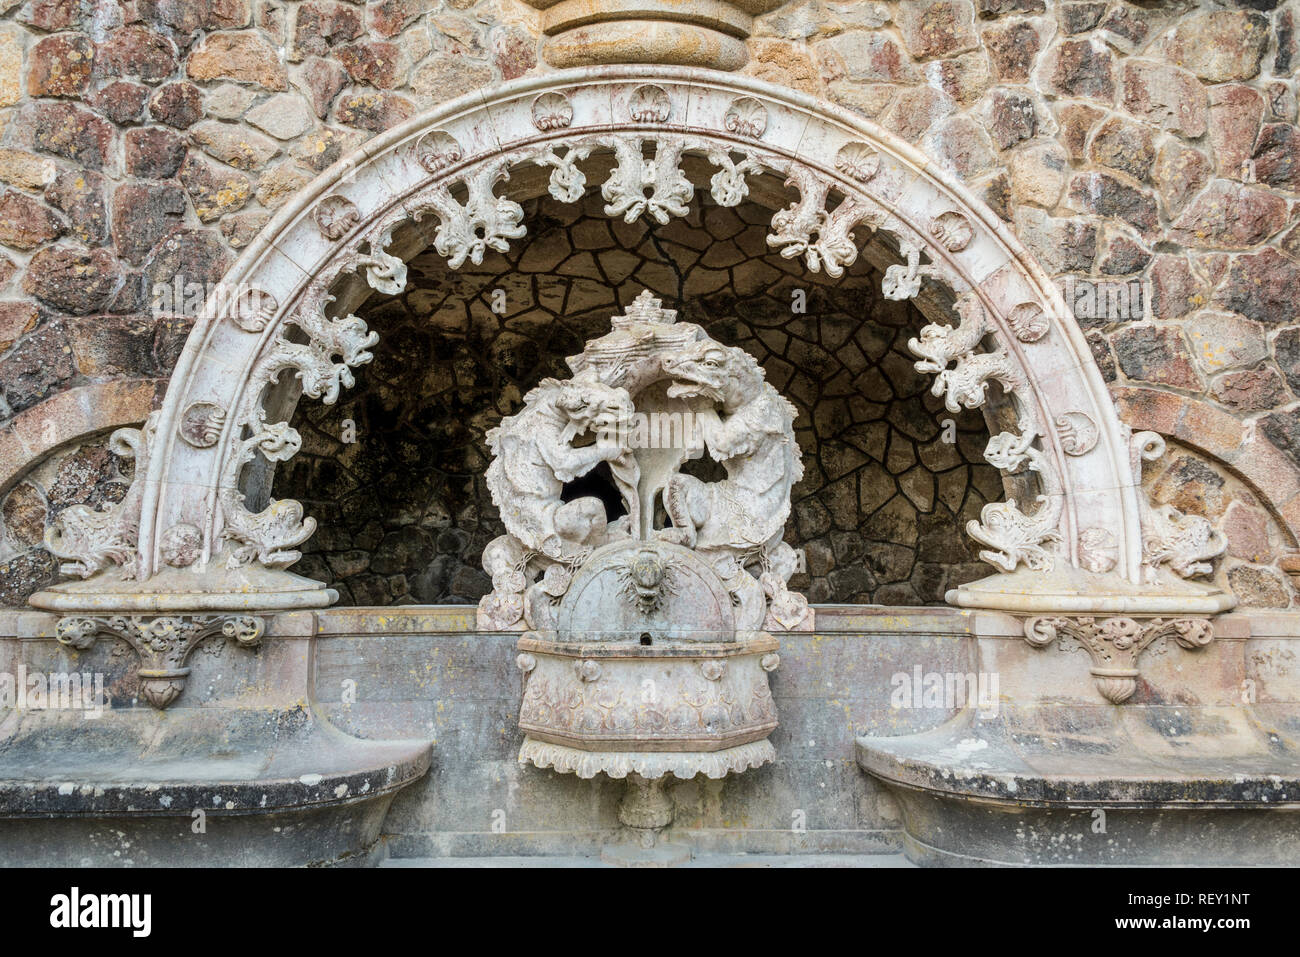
top-left (1022, 615), bottom-right (1214, 704)
top-left (55, 614), bottom-right (266, 709)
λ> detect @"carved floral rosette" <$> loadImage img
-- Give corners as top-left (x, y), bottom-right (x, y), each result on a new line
top-left (34, 68), bottom-right (1227, 623)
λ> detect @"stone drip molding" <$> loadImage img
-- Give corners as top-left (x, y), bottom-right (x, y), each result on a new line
top-left (27, 67), bottom-right (1232, 632)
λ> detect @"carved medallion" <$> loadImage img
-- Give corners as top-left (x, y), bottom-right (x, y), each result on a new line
top-left (415, 130), bottom-right (463, 173)
top-left (724, 97), bottom-right (768, 139)
top-left (313, 194), bottom-right (360, 240)
top-left (531, 91), bottom-right (573, 131)
top-left (1006, 301), bottom-right (1048, 342)
top-left (628, 84), bottom-right (671, 123)
top-left (229, 287), bottom-right (277, 332)
top-left (1055, 411), bottom-right (1098, 456)
top-left (835, 142), bottom-right (880, 182)
top-left (159, 522), bottom-right (203, 567)
top-left (929, 210), bottom-right (973, 252)
top-left (178, 401), bottom-right (227, 448)
top-left (1078, 526), bottom-right (1118, 574)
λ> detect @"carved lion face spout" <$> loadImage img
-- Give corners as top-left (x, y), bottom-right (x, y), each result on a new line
top-left (661, 343), bottom-right (758, 413)
top-left (554, 379), bottom-right (634, 438)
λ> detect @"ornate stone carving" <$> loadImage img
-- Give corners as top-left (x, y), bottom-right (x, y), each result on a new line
top-left (313, 194), bottom-right (361, 240)
top-left (44, 415), bottom-right (156, 580)
top-left (1006, 301), bottom-right (1048, 342)
top-left (534, 144), bottom-right (591, 203)
top-left (229, 287), bottom-right (277, 333)
top-left (178, 401), bottom-right (226, 448)
top-left (1055, 411), bottom-right (1098, 456)
top-left (531, 91), bottom-right (573, 131)
top-left (1078, 527), bottom-right (1119, 574)
top-left (628, 84), bottom-right (671, 123)
top-left (724, 96), bottom-right (767, 138)
top-left (159, 523), bottom-right (202, 567)
top-left (219, 416), bottom-right (316, 569)
top-left (929, 210), bottom-right (973, 252)
top-left (56, 613), bottom-right (265, 709)
top-left (835, 142), bottom-right (880, 182)
top-left (1023, 615), bottom-right (1214, 703)
top-left (479, 291), bottom-right (809, 634)
top-left (706, 149), bottom-right (761, 208)
top-left (768, 168), bottom-right (870, 278)
top-left (414, 129), bottom-right (463, 173)
top-left (1131, 431), bottom-right (1228, 580)
top-left (601, 136), bottom-right (693, 225)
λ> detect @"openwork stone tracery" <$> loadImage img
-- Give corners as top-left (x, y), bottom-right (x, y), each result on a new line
top-left (30, 67), bottom-right (1232, 702)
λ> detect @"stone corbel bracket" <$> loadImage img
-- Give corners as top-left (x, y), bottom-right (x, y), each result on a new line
top-left (55, 614), bottom-right (265, 710)
top-left (1022, 615), bottom-right (1214, 704)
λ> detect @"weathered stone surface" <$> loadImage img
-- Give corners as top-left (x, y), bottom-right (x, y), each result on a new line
top-left (982, 19), bottom-right (1041, 81)
top-left (22, 245), bottom-right (121, 314)
top-left (255, 161), bottom-right (312, 208)
top-left (1208, 85), bottom-right (1264, 178)
top-left (1228, 564), bottom-right (1293, 607)
top-left (925, 50), bottom-right (991, 107)
top-left (1149, 256), bottom-right (1201, 320)
top-left (1152, 139), bottom-right (1211, 218)
top-left (977, 0), bottom-right (1044, 17)
top-left (885, 85), bottom-right (952, 142)
top-left (1067, 171), bottom-right (1158, 235)
top-left (290, 124), bottom-right (364, 171)
top-left (1170, 180), bottom-right (1288, 250)
top-left (1041, 37), bottom-right (1114, 102)
top-left (18, 0), bottom-right (79, 31)
top-left (1113, 325), bottom-right (1202, 389)
top-left (136, 0), bottom-right (252, 38)
top-left (178, 152), bottom-right (250, 222)
top-left (149, 81), bottom-right (203, 129)
top-left (1097, 231), bottom-right (1150, 275)
top-left (28, 33), bottom-right (94, 96)
top-left (897, 1), bottom-right (978, 60)
top-left (245, 93), bottom-right (315, 139)
top-left (1274, 325), bottom-right (1300, 396)
top-left (336, 40), bottom-right (405, 89)
top-left (1213, 248), bottom-right (1300, 324)
top-left (818, 31), bottom-right (918, 83)
top-left (142, 228), bottom-right (232, 294)
top-left (334, 91), bottom-right (415, 131)
top-left (295, 57), bottom-right (348, 117)
top-left (187, 31), bottom-right (287, 90)
top-left (0, 300), bottom-right (37, 352)
top-left (0, 148), bottom-right (55, 190)
top-left (219, 208), bottom-right (269, 247)
top-left (1055, 101), bottom-right (1104, 161)
top-left (293, 1), bottom-right (364, 58)
top-left (1165, 10), bottom-right (1270, 82)
top-left (1223, 500), bottom-right (1271, 564)
top-left (1009, 141), bottom-right (1066, 207)
top-left (0, 29), bottom-right (21, 108)
top-left (44, 168), bottom-right (107, 244)
top-left (0, 190), bottom-right (63, 250)
top-left (1059, 0), bottom-right (1106, 34)
top-left (124, 126), bottom-right (186, 179)
top-left (1210, 366), bottom-right (1287, 412)
top-left (1252, 123), bottom-right (1300, 192)
top-left (91, 80), bottom-right (151, 124)
top-left (203, 82), bottom-right (256, 119)
top-left (491, 25), bottom-right (536, 81)
top-left (112, 182), bottom-right (185, 263)
top-left (985, 87), bottom-right (1036, 149)
top-left (1014, 207), bottom-right (1096, 272)
top-left (368, 0), bottom-right (422, 39)
top-left (31, 102), bottom-right (113, 169)
top-left (1120, 59), bottom-right (1206, 138)
top-left (1088, 115), bottom-right (1155, 181)
top-left (189, 119), bottom-right (279, 170)
top-left (1097, 3), bottom-right (1151, 53)
top-left (923, 114), bottom-right (996, 178)
top-left (0, 320), bottom-right (75, 412)
top-left (97, 26), bottom-right (178, 82)
top-left (746, 38), bottom-right (822, 94)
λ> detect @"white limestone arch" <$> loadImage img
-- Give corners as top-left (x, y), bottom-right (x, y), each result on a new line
top-left (31, 66), bottom-right (1231, 614)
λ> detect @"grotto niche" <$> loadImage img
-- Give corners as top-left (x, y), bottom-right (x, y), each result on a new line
top-left (277, 189), bottom-right (1002, 608)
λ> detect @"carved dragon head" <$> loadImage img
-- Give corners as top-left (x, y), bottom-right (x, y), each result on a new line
top-left (661, 340), bottom-right (763, 413)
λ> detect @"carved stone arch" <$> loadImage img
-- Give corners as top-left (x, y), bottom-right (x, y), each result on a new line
top-left (31, 66), bottom-right (1232, 616)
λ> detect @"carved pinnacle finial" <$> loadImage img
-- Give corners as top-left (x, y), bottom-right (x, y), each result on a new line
top-left (618, 290), bottom-right (678, 327)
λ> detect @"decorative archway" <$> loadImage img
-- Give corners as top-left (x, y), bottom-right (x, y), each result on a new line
top-left (32, 67), bottom-right (1231, 628)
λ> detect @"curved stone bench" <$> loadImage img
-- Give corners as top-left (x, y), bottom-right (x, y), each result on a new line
top-left (858, 706), bottom-right (1300, 866)
top-left (0, 609), bottom-right (432, 867)
top-left (0, 705), bottom-right (431, 867)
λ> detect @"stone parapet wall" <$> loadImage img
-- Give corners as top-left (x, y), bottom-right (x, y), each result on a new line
top-left (0, 1), bottom-right (1297, 608)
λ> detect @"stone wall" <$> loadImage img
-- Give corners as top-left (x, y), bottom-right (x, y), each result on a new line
top-left (0, 0), bottom-right (1297, 608)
